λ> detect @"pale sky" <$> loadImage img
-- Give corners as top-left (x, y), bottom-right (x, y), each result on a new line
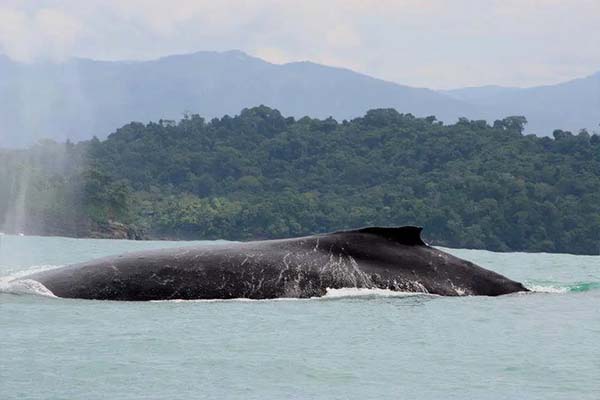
top-left (0, 0), bottom-right (598, 89)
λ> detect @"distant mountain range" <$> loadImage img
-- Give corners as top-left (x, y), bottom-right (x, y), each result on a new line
top-left (442, 73), bottom-right (600, 136)
top-left (1, 50), bottom-right (598, 147)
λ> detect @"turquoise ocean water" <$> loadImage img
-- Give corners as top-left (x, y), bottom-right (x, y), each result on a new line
top-left (1, 234), bottom-right (599, 399)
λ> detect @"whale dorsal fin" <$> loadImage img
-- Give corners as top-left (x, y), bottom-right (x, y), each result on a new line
top-left (350, 226), bottom-right (426, 246)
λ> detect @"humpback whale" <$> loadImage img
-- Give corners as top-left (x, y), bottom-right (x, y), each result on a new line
top-left (24, 226), bottom-right (528, 300)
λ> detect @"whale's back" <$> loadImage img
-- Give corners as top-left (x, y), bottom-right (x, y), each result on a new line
top-left (23, 227), bottom-right (529, 300)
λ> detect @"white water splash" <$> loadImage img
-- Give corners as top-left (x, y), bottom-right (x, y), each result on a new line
top-left (526, 284), bottom-right (569, 294)
top-left (322, 287), bottom-right (426, 299)
top-left (0, 264), bottom-right (61, 297)
top-left (0, 277), bottom-right (56, 297)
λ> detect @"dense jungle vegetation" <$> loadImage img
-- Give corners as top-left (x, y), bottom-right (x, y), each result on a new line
top-left (1, 106), bottom-right (599, 254)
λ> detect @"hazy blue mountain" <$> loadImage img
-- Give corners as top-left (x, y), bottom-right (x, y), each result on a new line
top-left (0, 50), bottom-right (474, 147)
top-left (0, 50), bottom-right (598, 147)
top-left (440, 85), bottom-right (522, 102)
top-left (443, 73), bottom-right (600, 135)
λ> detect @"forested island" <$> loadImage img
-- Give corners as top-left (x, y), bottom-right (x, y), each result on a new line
top-left (1, 106), bottom-right (599, 254)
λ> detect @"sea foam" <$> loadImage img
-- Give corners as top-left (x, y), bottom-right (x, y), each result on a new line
top-left (0, 265), bottom-right (60, 298)
top-left (526, 281), bottom-right (600, 294)
top-left (526, 284), bottom-right (570, 294)
top-left (322, 287), bottom-right (426, 299)
top-left (0, 277), bottom-right (57, 297)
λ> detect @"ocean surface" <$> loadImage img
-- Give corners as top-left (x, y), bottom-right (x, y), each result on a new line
top-left (1, 234), bottom-right (599, 400)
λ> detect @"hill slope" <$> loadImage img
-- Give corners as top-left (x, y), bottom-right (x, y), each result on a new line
top-left (2, 107), bottom-right (599, 254)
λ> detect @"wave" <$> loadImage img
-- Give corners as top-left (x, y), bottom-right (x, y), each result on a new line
top-left (526, 284), bottom-right (569, 294)
top-left (0, 265), bottom-right (61, 298)
top-left (526, 281), bottom-right (600, 294)
top-left (0, 277), bottom-right (57, 297)
top-left (565, 282), bottom-right (600, 292)
top-left (322, 287), bottom-right (426, 299)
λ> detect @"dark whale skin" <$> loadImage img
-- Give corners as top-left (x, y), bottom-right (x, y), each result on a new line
top-left (24, 227), bottom-right (529, 300)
